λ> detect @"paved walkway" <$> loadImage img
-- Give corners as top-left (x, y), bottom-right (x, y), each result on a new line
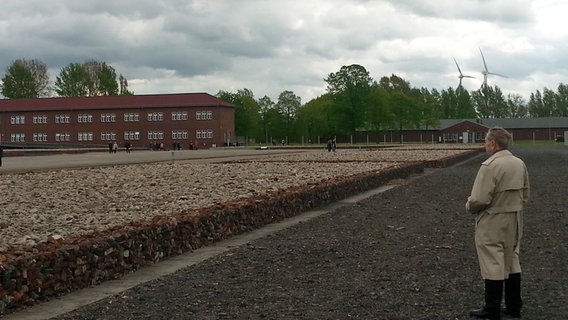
top-left (0, 148), bottom-right (303, 173)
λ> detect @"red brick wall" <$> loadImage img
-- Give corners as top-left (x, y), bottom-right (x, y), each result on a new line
top-left (0, 106), bottom-right (235, 149)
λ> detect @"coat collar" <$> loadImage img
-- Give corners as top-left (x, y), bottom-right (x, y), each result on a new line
top-left (482, 149), bottom-right (513, 165)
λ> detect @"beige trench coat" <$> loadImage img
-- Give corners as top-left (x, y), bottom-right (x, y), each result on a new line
top-left (466, 150), bottom-right (530, 280)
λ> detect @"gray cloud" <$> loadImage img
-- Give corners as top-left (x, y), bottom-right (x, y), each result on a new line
top-left (1, 0), bottom-right (567, 102)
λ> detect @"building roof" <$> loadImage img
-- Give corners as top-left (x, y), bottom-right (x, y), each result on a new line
top-left (0, 92), bottom-right (234, 112)
top-left (436, 117), bottom-right (568, 130)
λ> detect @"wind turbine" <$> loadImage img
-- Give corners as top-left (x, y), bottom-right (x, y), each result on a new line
top-left (453, 57), bottom-right (475, 88)
top-left (479, 47), bottom-right (507, 86)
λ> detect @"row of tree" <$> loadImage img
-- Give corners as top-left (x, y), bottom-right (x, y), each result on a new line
top-left (0, 58), bottom-right (132, 98)
top-left (219, 64), bottom-right (568, 144)
top-left (2, 59), bottom-right (567, 144)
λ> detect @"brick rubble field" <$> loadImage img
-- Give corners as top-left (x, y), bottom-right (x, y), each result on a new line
top-left (0, 147), bottom-right (474, 252)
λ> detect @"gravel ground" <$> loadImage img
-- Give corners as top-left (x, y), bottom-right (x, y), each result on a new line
top-left (0, 149), bottom-right (468, 251)
top-left (28, 146), bottom-right (568, 319)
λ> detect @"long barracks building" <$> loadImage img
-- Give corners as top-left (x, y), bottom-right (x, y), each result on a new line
top-left (0, 92), bottom-right (235, 150)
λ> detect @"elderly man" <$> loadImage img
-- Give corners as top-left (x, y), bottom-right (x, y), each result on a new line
top-left (466, 127), bottom-right (530, 319)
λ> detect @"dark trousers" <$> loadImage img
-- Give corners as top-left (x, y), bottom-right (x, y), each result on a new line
top-left (485, 279), bottom-right (504, 311)
top-left (505, 273), bottom-right (523, 314)
top-left (483, 273), bottom-right (522, 317)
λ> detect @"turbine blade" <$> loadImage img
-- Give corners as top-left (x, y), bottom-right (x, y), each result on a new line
top-left (488, 72), bottom-right (508, 78)
top-left (479, 47), bottom-right (489, 71)
top-left (453, 57), bottom-right (464, 75)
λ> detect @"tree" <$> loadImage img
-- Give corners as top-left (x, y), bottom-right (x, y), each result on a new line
top-left (527, 90), bottom-right (547, 117)
top-left (324, 64), bottom-right (374, 135)
top-left (390, 91), bottom-right (420, 135)
top-left (378, 74), bottom-right (411, 94)
top-left (54, 63), bottom-right (89, 97)
top-left (542, 87), bottom-right (559, 117)
top-left (55, 60), bottom-right (126, 97)
top-left (217, 89), bottom-right (262, 143)
top-left (96, 62), bottom-right (119, 96)
top-left (555, 83), bottom-right (568, 116)
top-left (428, 88), bottom-right (444, 121)
top-left (275, 90), bottom-right (301, 141)
top-left (258, 95), bottom-right (278, 144)
top-left (415, 87), bottom-right (441, 129)
top-left (296, 94), bottom-right (334, 142)
top-left (438, 88), bottom-right (457, 119)
top-left (364, 86), bottom-right (392, 135)
top-left (506, 93), bottom-right (528, 118)
top-left (325, 64), bottom-right (373, 95)
top-left (471, 85), bottom-right (508, 118)
top-left (1, 58), bottom-right (50, 98)
top-left (438, 86), bottom-right (476, 119)
top-left (119, 75), bottom-right (133, 95)
top-left (454, 86), bottom-right (477, 118)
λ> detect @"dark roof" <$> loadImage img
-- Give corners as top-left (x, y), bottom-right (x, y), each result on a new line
top-left (0, 92), bottom-right (234, 112)
top-left (440, 120), bottom-right (489, 131)
top-left (436, 117), bottom-right (568, 130)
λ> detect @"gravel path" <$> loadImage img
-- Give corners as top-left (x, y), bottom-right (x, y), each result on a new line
top-left (46, 145), bottom-right (568, 320)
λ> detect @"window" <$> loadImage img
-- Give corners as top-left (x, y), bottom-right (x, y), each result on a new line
top-left (196, 129), bottom-right (213, 139)
top-left (147, 112), bottom-right (164, 121)
top-left (443, 133), bottom-right (458, 142)
top-left (55, 133), bottom-right (71, 142)
top-left (10, 115), bottom-right (25, 124)
top-left (172, 130), bottom-right (188, 140)
top-left (147, 131), bottom-right (164, 140)
top-left (101, 132), bottom-right (117, 141)
top-left (101, 113), bottom-right (116, 123)
top-left (171, 111), bottom-right (188, 121)
top-left (10, 133), bottom-right (25, 142)
top-left (124, 113), bottom-right (140, 122)
top-left (78, 114), bottom-right (93, 123)
top-left (55, 115), bottom-right (70, 124)
top-left (124, 131), bottom-right (140, 141)
top-left (33, 133), bottom-right (48, 142)
top-left (33, 115), bottom-right (48, 124)
top-left (78, 132), bottom-right (93, 141)
top-left (196, 111), bottom-right (213, 120)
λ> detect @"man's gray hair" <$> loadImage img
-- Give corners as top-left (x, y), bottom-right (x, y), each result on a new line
top-left (487, 126), bottom-right (512, 149)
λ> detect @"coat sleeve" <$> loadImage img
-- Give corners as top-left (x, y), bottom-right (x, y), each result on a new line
top-left (522, 164), bottom-right (530, 203)
top-left (466, 164), bottom-right (495, 214)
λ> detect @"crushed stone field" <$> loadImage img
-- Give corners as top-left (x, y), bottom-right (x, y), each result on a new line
top-left (0, 148), bottom-right (472, 251)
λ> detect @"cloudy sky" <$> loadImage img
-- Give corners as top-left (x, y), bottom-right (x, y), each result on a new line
top-left (1, 0), bottom-right (567, 103)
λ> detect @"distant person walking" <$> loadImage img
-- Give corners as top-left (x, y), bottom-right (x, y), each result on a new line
top-left (466, 127), bottom-right (530, 319)
top-left (112, 141), bottom-right (118, 154)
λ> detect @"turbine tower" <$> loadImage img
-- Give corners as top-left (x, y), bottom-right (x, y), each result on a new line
top-left (479, 47), bottom-right (507, 86)
top-left (453, 57), bottom-right (475, 88)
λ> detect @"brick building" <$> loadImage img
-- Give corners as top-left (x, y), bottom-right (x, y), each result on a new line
top-left (437, 117), bottom-right (568, 143)
top-left (351, 117), bottom-right (568, 144)
top-left (0, 93), bottom-right (235, 150)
